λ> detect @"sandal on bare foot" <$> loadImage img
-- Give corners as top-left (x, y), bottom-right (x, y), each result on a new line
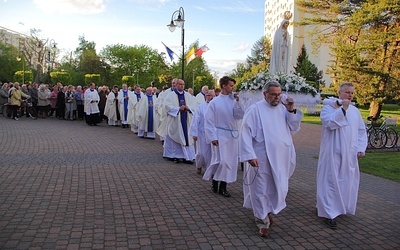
top-left (259, 228), bottom-right (270, 238)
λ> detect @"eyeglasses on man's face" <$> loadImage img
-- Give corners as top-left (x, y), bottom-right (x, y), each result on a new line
top-left (267, 92), bottom-right (281, 98)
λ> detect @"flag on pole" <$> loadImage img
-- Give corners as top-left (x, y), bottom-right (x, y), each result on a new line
top-left (162, 42), bottom-right (175, 61)
top-left (195, 45), bottom-right (209, 57)
top-left (186, 47), bottom-right (196, 65)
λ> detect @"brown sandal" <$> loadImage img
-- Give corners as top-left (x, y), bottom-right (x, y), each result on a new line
top-left (259, 228), bottom-right (270, 238)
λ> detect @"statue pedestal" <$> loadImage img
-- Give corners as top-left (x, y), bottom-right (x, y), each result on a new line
top-left (239, 91), bottom-right (321, 114)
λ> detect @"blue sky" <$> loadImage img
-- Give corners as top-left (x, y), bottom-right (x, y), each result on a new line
top-left (0, 0), bottom-right (264, 77)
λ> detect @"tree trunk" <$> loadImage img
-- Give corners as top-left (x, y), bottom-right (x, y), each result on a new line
top-left (369, 101), bottom-right (382, 119)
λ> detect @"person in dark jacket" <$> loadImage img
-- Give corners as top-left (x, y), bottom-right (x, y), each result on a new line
top-left (56, 86), bottom-right (66, 119)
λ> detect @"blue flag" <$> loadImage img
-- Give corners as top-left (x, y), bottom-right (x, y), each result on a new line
top-left (162, 42), bottom-right (175, 61)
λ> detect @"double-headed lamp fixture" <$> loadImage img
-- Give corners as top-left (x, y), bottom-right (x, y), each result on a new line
top-left (167, 7), bottom-right (185, 32)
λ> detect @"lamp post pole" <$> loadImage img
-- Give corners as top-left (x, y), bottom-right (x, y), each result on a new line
top-left (22, 59), bottom-right (24, 85)
top-left (167, 7), bottom-right (185, 81)
top-left (48, 39), bottom-right (56, 71)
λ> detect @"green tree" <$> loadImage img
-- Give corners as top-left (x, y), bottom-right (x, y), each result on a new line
top-left (294, 44), bottom-right (324, 90)
top-left (100, 44), bottom-right (168, 88)
top-left (74, 36), bottom-right (109, 85)
top-left (0, 43), bottom-right (22, 82)
top-left (296, 0), bottom-right (400, 118)
top-left (230, 36), bottom-right (271, 88)
top-left (50, 71), bottom-right (71, 85)
top-left (246, 36), bottom-right (272, 68)
top-left (14, 71), bottom-right (33, 83)
top-left (85, 74), bottom-right (101, 85)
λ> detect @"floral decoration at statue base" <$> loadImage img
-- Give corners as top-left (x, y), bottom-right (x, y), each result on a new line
top-left (238, 72), bottom-right (321, 114)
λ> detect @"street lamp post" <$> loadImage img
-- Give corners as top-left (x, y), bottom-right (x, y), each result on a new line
top-left (48, 39), bottom-right (57, 71)
top-left (16, 57), bottom-right (25, 85)
top-left (167, 7), bottom-right (185, 81)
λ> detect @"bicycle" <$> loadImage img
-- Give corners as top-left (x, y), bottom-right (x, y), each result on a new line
top-left (379, 116), bottom-right (398, 148)
top-left (366, 116), bottom-right (387, 149)
top-left (2, 99), bottom-right (38, 120)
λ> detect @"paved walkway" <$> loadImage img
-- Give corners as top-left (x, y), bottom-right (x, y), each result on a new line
top-left (0, 117), bottom-right (399, 249)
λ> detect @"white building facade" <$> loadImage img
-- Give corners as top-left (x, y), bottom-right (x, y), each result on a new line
top-left (264, 0), bottom-right (333, 85)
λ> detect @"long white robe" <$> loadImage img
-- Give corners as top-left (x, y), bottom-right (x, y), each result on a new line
top-left (316, 98), bottom-right (367, 219)
top-left (156, 88), bottom-right (176, 139)
top-left (137, 94), bottom-right (158, 138)
top-left (118, 89), bottom-right (130, 125)
top-left (127, 91), bottom-right (144, 133)
top-left (162, 90), bottom-right (196, 161)
top-left (239, 100), bottom-right (302, 220)
top-left (203, 94), bottom-right (244, 183)
top-left (194, 92), bottom-right (206, 111)
top-left (84, 89), bottom-right (100, 115)
top-left (104, 91), bottom-right (120, 126)
top-left (189, 102), bottom-right (211, 169)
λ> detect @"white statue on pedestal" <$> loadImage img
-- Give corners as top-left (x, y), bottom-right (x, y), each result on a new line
top-left (269, 11), bottom-right (292, 75)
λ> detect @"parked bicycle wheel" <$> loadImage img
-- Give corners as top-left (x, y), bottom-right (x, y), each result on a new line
top-left (384, 128), bottom-right (398, 148)
top-left (368, 128), bottom-right (387, 149)
top-left (2, 105), bottom-right (11, 118)
top-left (28, 107), bottom-right (38, 120)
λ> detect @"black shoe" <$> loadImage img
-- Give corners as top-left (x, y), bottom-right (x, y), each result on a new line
top-left (219, 190), bottom-right (231, 198)
top-left (183, 160), bottom-right (193, 165)
top-left (211, 186), bottom-right (218, 193)
top-left (326, 219), bottom-right (337, 229)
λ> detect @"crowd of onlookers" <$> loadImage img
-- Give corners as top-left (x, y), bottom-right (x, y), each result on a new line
top-left (0, 81), bottom-right (221, 123)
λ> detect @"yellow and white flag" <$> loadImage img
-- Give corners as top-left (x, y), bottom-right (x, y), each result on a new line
top-left (185, 47), bottom-right (195, 65)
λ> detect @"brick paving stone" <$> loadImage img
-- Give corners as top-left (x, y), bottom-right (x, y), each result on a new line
top-left (0, 118), bottom-right (399, 249)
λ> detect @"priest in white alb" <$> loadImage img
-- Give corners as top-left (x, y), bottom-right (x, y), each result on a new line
top-left (316, 82), bottom-right (367, 229)
top-left (104, 85), bottom-right (121, 126)
top-left (156, 78), bottom-right (178, 142)
top-left (137, 87), bottom-right (158, 139)
top-left (189, 89), bottom-right (215, 175)
top-left (118, 84), bottom-right (130, 128)
top-left (128, 84), bottom-right (144, 133)
top-left (194, 85), bottom-right (208, 110)
top-left (239, 80), bottom-right (303, 238)
top-left (162, 79), bottom-right (196, 163)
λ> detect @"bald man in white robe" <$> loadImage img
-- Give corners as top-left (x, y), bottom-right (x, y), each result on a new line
top-left (316, 82), bottom-right (367, 229)
top-left (162, 79), bottom-right (196, 163)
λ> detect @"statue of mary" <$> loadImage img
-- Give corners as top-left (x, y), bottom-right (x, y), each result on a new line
top-left (269, 11), bottom-right (292, 75)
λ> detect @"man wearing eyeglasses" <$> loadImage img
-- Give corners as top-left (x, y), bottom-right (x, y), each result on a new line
top-left (239, 80), bottom-right (303, 237)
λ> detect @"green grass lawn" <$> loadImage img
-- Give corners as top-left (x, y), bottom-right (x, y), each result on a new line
top-left (359, 151), bottom-right (400, 182)
top-left (302, 103), bottom-right (400, 183)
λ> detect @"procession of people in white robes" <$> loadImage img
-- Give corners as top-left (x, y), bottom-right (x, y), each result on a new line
top-left (84, 75), bottom-right (369, 238)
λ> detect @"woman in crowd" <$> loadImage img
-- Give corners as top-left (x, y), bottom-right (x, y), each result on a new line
top-left (37, 84), bottom-right (49, 118)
